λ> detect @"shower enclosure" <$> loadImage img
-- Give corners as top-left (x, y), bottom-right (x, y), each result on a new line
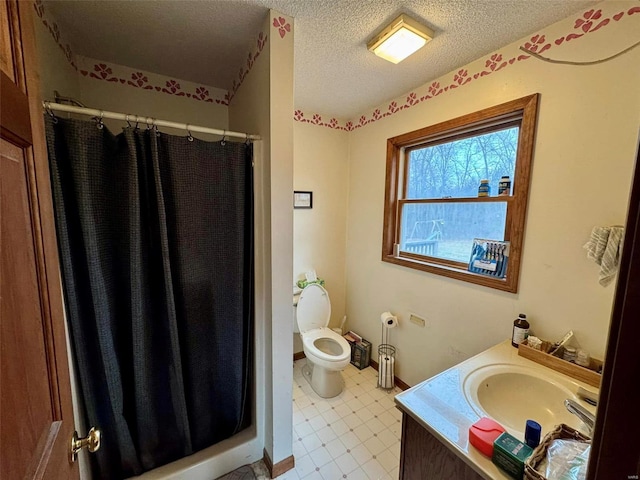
top-left (45, 107), bottom-right (256, 479)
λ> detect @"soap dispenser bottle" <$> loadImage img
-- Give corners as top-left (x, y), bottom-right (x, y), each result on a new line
top-left (511, 314), bottom-right (530, 347)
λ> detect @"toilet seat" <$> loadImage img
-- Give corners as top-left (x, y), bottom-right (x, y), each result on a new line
top-left (297, 284), bottom-right (351, 372)
top-left (302, 328), bottom-right (351, 364)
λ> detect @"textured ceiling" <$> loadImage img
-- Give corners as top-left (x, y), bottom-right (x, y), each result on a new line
top-left (46, 0), bottom-right (598, 119)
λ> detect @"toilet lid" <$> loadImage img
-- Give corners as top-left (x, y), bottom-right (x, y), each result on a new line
top-left (296, 284), bottom-right (331, 333)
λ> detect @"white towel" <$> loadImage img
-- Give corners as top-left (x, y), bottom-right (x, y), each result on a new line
top-left (583, 226), bottom-right (624, 286)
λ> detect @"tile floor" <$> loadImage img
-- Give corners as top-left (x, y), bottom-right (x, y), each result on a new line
top-left (279, 359), bottom-right (404, 480)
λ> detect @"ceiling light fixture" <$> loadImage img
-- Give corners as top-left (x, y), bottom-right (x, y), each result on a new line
top-left (367, 14), bottom-right (434, 64)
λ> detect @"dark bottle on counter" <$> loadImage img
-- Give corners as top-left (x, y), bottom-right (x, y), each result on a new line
top-left (511, 313), bottom-right (530, 347)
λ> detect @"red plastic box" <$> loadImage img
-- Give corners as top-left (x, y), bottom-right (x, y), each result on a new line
top-left (469, 417), bottom-right (506, 457)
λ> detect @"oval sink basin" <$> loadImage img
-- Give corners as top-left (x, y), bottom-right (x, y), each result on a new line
top-left (463, 364), bottom-right (586, 436)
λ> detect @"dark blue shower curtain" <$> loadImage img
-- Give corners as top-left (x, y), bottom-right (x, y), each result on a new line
top-left (44, 117), bottom-right (253, 479)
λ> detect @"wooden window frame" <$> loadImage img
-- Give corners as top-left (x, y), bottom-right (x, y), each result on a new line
top-left (381, 94), bottom-right (539, 293)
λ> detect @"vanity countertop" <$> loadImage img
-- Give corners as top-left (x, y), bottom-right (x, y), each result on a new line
top-left (394, 340), bottom-right (596, 479)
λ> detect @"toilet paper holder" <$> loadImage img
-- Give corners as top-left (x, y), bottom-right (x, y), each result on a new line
top-left (380, 311), bottom-right (398, 329)
top-left (378, 312), bottom-right (397, 390)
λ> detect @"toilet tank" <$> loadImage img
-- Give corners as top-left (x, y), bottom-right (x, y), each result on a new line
top-left (293, 293), bottom-right (300, 333)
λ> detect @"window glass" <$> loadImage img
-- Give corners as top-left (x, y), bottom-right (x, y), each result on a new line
top-left (405, 127), bottom-right (519, 199)
top-left (400, 202), bottom-right (507, 263)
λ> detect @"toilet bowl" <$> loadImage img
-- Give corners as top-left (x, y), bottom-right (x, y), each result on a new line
top-left (295, 284), bottom-right (350, 398)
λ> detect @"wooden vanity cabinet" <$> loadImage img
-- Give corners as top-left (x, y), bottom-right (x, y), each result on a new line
top-left (399, 412), bottom-right (485, 480)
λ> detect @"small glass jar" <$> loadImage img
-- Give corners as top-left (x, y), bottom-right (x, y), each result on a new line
top-left (563, 346), bottom-right (577, 363)
top-left (575, 349), bottom-right (590, 368)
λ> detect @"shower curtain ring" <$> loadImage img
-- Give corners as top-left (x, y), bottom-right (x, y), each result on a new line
top-left (95, 111), bottom-right (104, 130)
top-left (151, 118), bottom-right (160, 137)
top-left (44, 101), bottom-right (58, 124)
top-left (221, 130), bottom-right (227, 146)
top-left (186, 125), bottom-right (194, 142)
top-left (125, 114), bottom-right (132, 128)
top-left (245, 133), bottom-right (251, 145)
top-left (146, 117), bottom-right (153, 130)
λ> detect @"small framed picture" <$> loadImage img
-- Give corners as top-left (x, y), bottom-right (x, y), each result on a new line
top-left (294, 191), bottom-right (313, 209)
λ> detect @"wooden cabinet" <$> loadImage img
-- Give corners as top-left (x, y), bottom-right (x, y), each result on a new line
top-left (399, 412), bottom-right (485, 480)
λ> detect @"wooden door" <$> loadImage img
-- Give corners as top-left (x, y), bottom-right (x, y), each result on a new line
top-left (0, 1), bottom-right (79, 479)
top-left (587, 140), bottom-right (640, 478)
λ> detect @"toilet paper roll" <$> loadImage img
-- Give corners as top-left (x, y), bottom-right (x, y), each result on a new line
top-left (380, 311), bottom-right (398, 329)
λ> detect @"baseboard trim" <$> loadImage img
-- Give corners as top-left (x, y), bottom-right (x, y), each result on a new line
top-left (369, 358), bottom-right (411, 391)
top-left (293, 351), bottom-right (306, 361)
top-left (263, 448), bottom-right (295, 478)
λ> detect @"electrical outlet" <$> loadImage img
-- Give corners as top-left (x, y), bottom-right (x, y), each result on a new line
top-left (409, 313), bottom-right (426, 327)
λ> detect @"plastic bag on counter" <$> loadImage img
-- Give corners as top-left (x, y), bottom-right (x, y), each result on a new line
top-left (543, 439), bottom-right (590, 480)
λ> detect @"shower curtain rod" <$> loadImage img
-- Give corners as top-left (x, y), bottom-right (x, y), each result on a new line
top-left (43, 101), bottom-right (261, 141)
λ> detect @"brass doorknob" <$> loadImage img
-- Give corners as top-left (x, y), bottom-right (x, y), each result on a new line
top-left (70, 427), bottom-right (101, 463)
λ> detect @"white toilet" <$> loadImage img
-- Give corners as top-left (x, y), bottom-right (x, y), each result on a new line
top-left (295, 284), bottom-right (351, 398)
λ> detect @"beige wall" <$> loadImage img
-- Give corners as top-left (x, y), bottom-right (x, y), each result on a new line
top-left (293, 122), bottom-right (349, 353)
top-left (76, 56), bottom-right (228, 136)
top-left (33, 3), bottom-right (80, 102)
top-left (267, 8), bottom-right (295, 465)
top-left (343, 3), bottom-right (640, 387)
top-left (34, 10), bottom-right (228, 137)
top-left (227, 19), bottom-right (272, 470)
top-left (229, 9), bottom-right (295, 467)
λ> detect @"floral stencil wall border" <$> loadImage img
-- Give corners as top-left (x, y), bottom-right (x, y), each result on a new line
top-left (294, 5), bottom-right (640, 132)
top-left (77, 58), bottom-right (230, 106)
top-left (33, 0), bottom-right (76, 69)
top-left (273, 16), bottom-right (292, 39)
top-left (227, 31), bottom-right (268, 104)
top-left (32, 0), bottom-right (268, 107)
top-left (31, 1), bottom-right (638, 126)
